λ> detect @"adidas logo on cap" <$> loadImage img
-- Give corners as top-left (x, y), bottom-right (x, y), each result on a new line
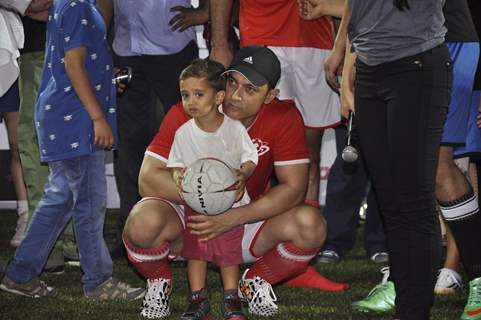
top-left (243, 56), bottom-right (253, 64)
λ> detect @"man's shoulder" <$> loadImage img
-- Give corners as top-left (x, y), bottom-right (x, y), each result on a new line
top-left (259, 98), bottom-right (301, 121)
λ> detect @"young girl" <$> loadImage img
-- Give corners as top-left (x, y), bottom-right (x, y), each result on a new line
top-left (167, 58), bottom-right (257, 320)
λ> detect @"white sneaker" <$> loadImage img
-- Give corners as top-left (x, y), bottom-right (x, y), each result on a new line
top-left (434, 268), bottom-right (463, 294)
top-left (238, 269), bottom-right (278, 316)
top-left (140, 278), bottom-right (172, 319)
top-left (10, 211), bottom-right (29, 247)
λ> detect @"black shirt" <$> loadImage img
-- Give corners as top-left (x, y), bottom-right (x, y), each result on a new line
top-left (20, 17), bottom-right (46, 54)
top-left (444, 0), bottom-right (478, 43)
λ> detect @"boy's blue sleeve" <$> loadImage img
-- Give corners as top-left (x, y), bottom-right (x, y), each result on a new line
top-left (59, 2), bottom-right (96, 51)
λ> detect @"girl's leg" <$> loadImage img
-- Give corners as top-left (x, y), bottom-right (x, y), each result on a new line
top-left (4, 111), bottom-right (29, 247)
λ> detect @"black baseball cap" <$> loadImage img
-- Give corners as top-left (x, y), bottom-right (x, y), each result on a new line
top-left (224, 46), bottom-right (281, 88)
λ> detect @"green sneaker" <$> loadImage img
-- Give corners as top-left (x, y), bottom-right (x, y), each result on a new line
top-left (461, 277), bottom-right (481, 320)
top-left (352, 281), bottom-right (395, 313)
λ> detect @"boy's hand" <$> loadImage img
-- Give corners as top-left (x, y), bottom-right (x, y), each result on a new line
top-left (234, 170), bottom-right (247, 202)
top-left (169, 5), bottom-right (209, 32)
top-left (27, 0), bottom-right (52, 13)
top-left (92, 117), bottom-right (114, 149)
top-left (26, 9), bottom-right (49, 21)
top-left (172, 168), bottom-right (186, 200)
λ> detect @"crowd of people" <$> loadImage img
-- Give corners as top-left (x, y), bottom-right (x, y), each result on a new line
top-left (0, 0), bottom-right (480, 319)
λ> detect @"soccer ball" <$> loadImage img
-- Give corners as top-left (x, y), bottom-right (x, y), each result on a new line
top-left (181, 158), bottom-right (238, 215)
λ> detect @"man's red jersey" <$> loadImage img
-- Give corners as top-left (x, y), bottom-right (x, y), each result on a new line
top-left (146, 98), bottom-right (309, 200)
top-left (239, 0), bottom-right (334, 50)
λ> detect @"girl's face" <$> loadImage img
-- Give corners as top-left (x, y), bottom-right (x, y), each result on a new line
top-left (180, 77), bottom-right (224, 119)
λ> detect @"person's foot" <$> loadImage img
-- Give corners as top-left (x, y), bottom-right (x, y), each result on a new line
top-left (285, 266), bottom-right (349, 291)
top-left (84, 277), bottom-right (145, 301)
top-left (434, 268), bottom-right (463, 295)
top-left (238, 269), bottom-right (278, 316)
top-left (369, 252), bottom-right (389, 264)
top-left (141, 278), bottom-right (172, 319)
top-left (10, 211), bottom-right (28, 247)
top-left (351, 281), bottom-right (395, 313)
top-left (0, 275), bottom-right (57, 298)
top-left (313, 250), bottom-right (340, 264)
top-left (460, 277), bottom-right (481, 320)
top-left (180, 289), bottom-right (212, 320)
top-left (222, 290), bottom-right (246, 320)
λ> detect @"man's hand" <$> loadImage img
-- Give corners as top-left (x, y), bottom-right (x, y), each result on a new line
top-left (169, 5), bottom-right (209, 32)
top-left (187, 210), bottom-right (239, 241)
top-left (92, 117), bottom-right (114, 149)
top-left (324, 47), bottom-right (344, 91)
top-left (26, 0), bottom-right (52, 13)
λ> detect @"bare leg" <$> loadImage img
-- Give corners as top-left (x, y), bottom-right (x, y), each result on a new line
top-left (305, 128), bottom-right (323, 205)
top-left (220, 265), bottom-right (239, 291)
top-left (443, 225), bottom-right (460, 271)
top-left (436, 146), bottom-right (469, 202)
top-left (4, 112), bottom-right (28, 204)
top-left (187, 260), bottom-right (207, 292)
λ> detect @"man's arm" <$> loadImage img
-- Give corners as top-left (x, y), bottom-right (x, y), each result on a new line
top-left (96, 0), bottom-right (113, 28)
top-left (209, 0), bottom-right (233, 67)
top-left (322, 1), bottom-right (349, 89)
top-left (187, 163), bottom-right (309, 241)
top-left (64, 47), bottom-right (113, 149)
top-left (138, 155), bottom-right (184, 203)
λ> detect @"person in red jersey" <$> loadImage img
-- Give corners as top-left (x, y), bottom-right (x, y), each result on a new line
top-left (122, 46), bottom-right (348, 319)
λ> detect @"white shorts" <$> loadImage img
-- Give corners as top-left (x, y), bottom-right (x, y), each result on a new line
top-left (137, 197), bottom-right (265, 264)
top-left (269, 46), bottom-right (341, 129)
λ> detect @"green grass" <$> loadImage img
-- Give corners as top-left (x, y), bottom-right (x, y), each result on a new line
top-left (0, 210), bottom-right (466, 319)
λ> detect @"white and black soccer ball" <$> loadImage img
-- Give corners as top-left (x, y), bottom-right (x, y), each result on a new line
top-left (181, 158), bottom-right (238, 215)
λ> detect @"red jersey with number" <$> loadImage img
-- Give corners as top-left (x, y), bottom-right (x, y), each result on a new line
top-left (146, 98), bottom-right (309, 201)
top-left (239, 0), bottom-right (334, 49)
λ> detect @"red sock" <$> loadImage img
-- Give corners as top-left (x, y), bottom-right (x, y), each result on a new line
top-left (304, 199), bottom-right (320, 208)
top-left (122, 233), bottom-right (172, 280)
top-left (285, 266), bottom-right (349, 291)
top-left (246, 241), bottom-right (318, 285)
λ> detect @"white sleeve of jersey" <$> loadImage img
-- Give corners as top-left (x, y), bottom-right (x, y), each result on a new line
top-left (166, 130), bottom-right (185, 168)
top-left (237, 122), bottom-right (258, 166)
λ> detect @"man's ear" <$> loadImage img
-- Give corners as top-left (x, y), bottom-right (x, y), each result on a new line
top-left (216, 90), bottom-right (226, 105)
top-left (264, 88), bottom-right (279, 104)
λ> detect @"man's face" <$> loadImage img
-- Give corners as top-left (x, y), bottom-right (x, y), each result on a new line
top-left (223, 72), bottom-right (272, 127)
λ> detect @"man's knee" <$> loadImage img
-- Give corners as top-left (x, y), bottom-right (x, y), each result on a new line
top-left (294, 206), bottom-right (326, 248)
top-left (123, 200), bottom-right (172, 248)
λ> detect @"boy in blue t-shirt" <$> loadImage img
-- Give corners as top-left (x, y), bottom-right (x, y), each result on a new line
top-left (0, 0), bottom-right (144, 300)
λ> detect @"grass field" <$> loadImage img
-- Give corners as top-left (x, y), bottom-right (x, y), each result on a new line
top-left (0, 209), bottom-right (466, 319)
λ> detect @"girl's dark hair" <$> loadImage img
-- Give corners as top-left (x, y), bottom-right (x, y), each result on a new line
top-left (393, 0), bottom-right (410, 11)
top-left (179, 58), bottom-right (226, 92)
